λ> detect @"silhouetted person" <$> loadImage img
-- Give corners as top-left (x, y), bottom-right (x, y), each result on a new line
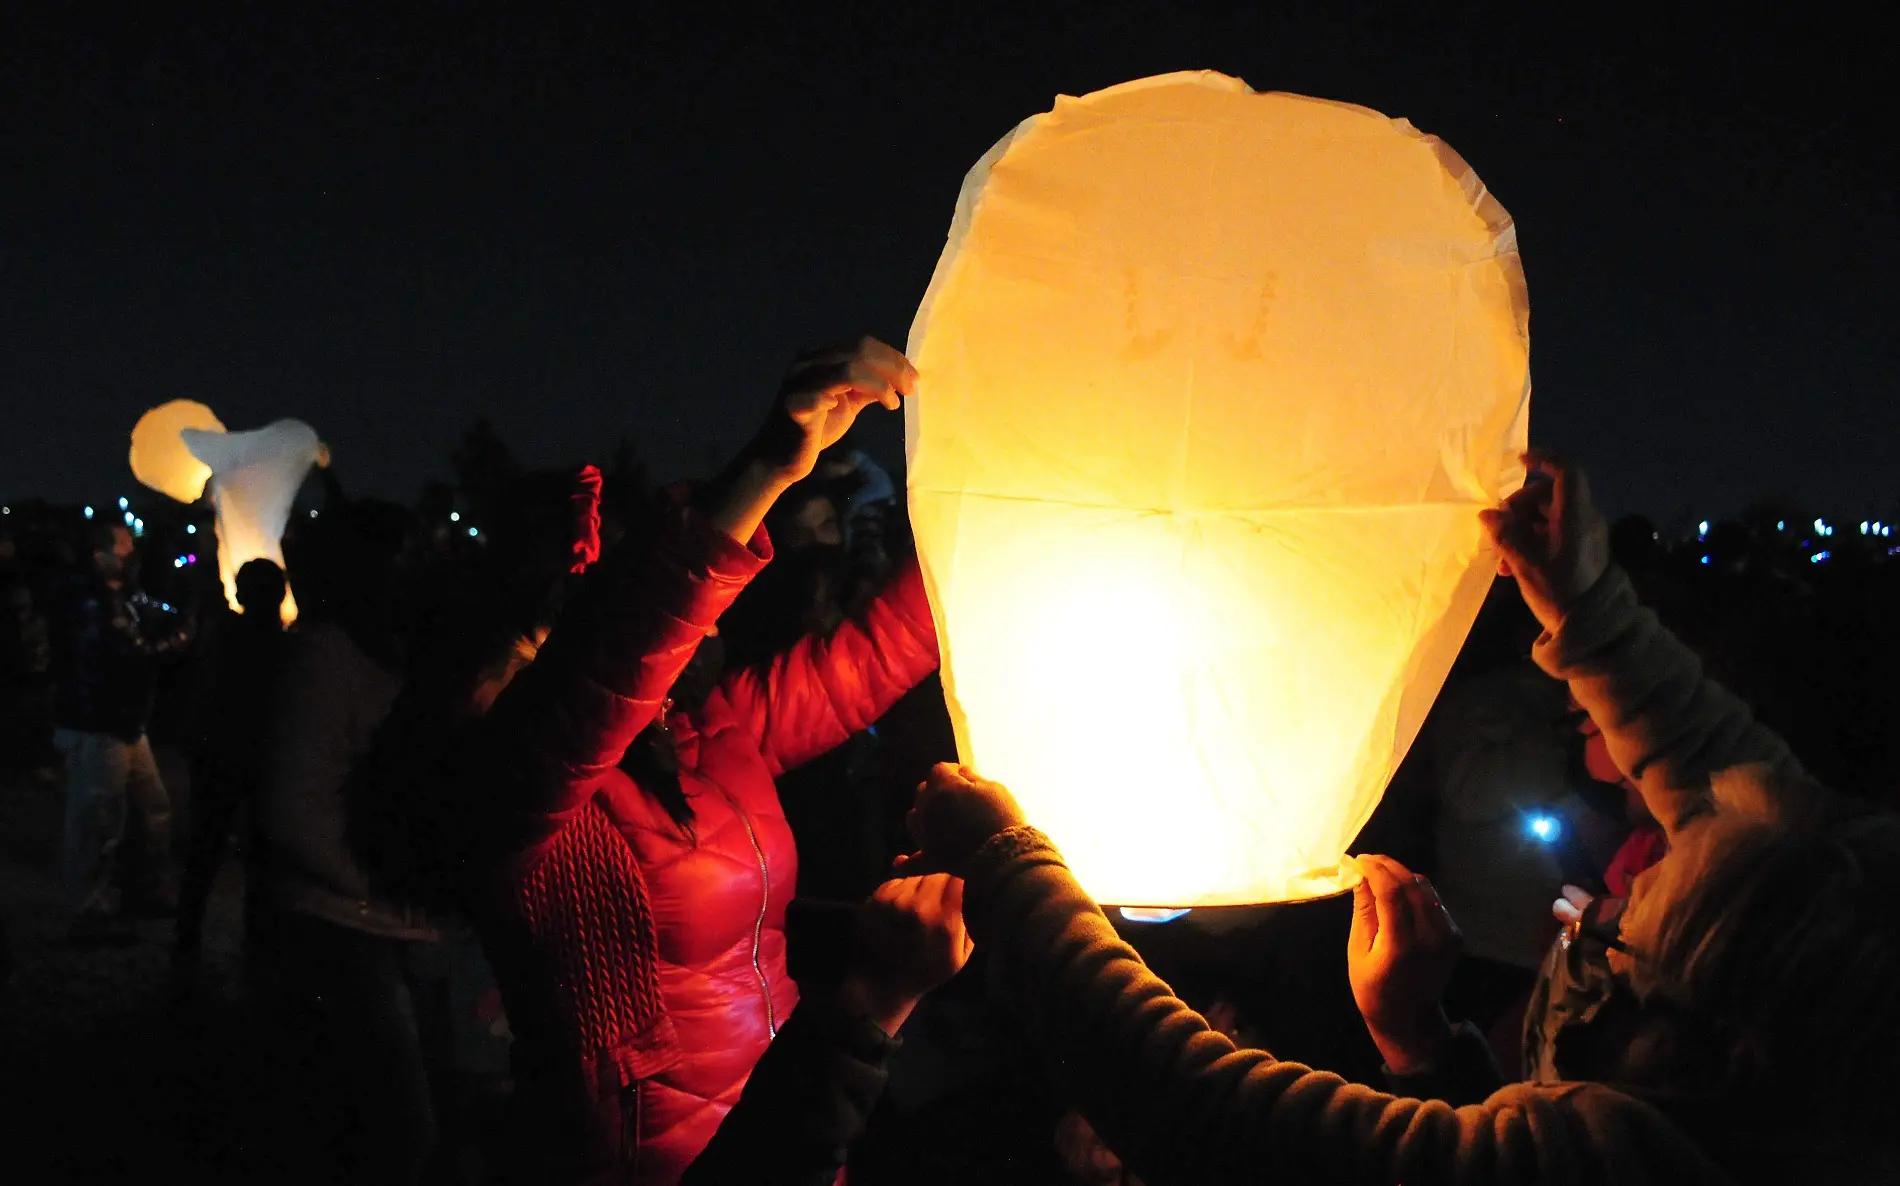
top-left (175, 557), bottom-right (289, 963)
top-left (252, 499), bottom-right (446, 1186)
top-left (48, 522), bottom-right (191, 943)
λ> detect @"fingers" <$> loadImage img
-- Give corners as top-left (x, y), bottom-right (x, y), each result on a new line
top-left (1349, 877), bottom-right (1380, 955)
top-left (1356, 855), bottom-right (1419, 947)
top-left (1553, 897), bottom-right (1584, 925)
top-left (782, 338), bottom-right (916, 424)
top-left (1359, 855), bottom-right (1459, 953)
top-left (1561, 884), bottom-right (1595, 911)
top-left (922, 761), bottom-right (977, 793)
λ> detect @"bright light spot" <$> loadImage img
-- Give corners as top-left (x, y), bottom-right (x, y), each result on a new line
top-left (118, 497), bottom-right (129, 510)
top-left (467, 526), bottom-right (479, 537)
top-left (1862, 522), bottom-right (1870, 535)
top-left (1812, 551), bottom-right (1831, 564)
top-left (1815, 518), bottom-right (1826, 532)
top-left (1776, 520), bottom-right (1785, 531)
top-left (123, 511), bottom-right (136, 525)
top-left (84, 506), bottom-right (95, 519)
top-left (449, 512), bottom-right (460, 522)
top-left (1699, 555), bottom-right (1710, 565)
top-left (186, 554), bottom-right (197, 564)
top-left (1698, 520), bottom-right (1708, 538)
top-left (1120, 907), bottom-right (1193, 923)
top-left (310, 509), bottom-right (319, 518)
top-left (186, 524), bottom-right (197, 535)
top-left (1528, 815), bottom-right (1560, 843)
top-left (173, 557), bottom-right (185, 569)
top-left (1, 507), bottom-right (9, 516)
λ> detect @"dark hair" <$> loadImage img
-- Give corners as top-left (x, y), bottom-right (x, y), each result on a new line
top-left (345, 470), bottom-right (595, 913)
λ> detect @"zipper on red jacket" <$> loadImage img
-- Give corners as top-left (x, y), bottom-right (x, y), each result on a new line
top-left (713, 786), bottom-right (778, 1038)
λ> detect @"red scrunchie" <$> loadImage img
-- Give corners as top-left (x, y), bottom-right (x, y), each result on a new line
top-left (570, 464), bottom-right (603, 573)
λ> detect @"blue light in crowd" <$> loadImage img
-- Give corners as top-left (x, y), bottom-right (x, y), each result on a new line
top-left (1862, 522), bottom-right (1870, 535)
top-left (1697, 520), bottom-right (1708, 539)
top-left (118, 497), bottom-right (129, 510)
top-left (1528, 814), bottom-right (1561, 843)
top-left (186, 524), bottom-right (197, 535)
top-left (450, 512), bottom-right (461, 522)
top-left (123, 511), bottom-right (135, 525)
top-left (84, 506), bottom-right (94, 519)
top-left (1120, 907), bottom-right (1193, 923)
top-left (1776, 520), bottom-right (1785, 531)
top-left (468, 526), bottom-right (479, 537)
top-left (1700, 556), bottom-right (1710, 565)
top-left (1812, 551), bottom-right (1831, 564)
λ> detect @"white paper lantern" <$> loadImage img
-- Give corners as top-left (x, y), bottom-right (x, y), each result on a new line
top-left (906, 73), bottom-right (1529, 907)
top-left (130, 400), bottom-right (324, 624)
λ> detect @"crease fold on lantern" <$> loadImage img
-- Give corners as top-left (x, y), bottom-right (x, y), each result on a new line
top-left (907, 72), bottom-right (1528, 907)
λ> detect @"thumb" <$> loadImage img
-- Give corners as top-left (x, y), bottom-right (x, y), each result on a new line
top-left (1350, 877), bottom-right (1379, 955)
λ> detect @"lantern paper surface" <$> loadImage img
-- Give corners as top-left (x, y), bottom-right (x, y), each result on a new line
top-left (181, 419), bottom-right (323, 622)
top-left (906, 73), bottom-right (1529, 907)
top-left (129, 400), bottom-right (227, 503)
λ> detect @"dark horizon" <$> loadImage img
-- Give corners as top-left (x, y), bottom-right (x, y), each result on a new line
top-left (4, 5), bottom-right (1895, 524)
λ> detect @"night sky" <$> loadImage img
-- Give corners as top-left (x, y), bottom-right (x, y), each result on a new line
top-left (4, 4), bottom-right (1894, 522)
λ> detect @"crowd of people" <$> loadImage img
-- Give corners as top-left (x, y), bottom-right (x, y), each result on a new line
top-left (2, 335), bottom-right (1898, 1185)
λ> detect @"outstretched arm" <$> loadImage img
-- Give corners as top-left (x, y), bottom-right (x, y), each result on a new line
top-left (902, 767), bottom-right (1682, 1186)
top-left (1483, 455), bottom-right (1804, 839)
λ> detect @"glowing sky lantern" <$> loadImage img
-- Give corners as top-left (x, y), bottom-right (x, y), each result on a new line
top-left (906, 73), bottom-right (1529, 907)
top-left (129, 400), bottom-right (225, 502)
top-left (130, 401), bottom-right (327, 623)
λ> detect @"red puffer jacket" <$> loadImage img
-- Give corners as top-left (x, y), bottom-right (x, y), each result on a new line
top-left (476, 502), bottom-right (938, 1186)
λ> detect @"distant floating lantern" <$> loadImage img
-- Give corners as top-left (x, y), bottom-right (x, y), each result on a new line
top-left (906, 72), bottom-right (1530, 907)
top-left (130, 400), bottom-right (326, 623)
top-left (130, 400), bottom-right (225, 503)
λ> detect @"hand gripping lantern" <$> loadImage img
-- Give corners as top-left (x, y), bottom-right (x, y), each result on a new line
top-left (906, 72), bottom-right (1529, 907)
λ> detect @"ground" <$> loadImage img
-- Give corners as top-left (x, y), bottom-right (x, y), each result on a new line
top-left (0, 770), bottom-right (254, 1182)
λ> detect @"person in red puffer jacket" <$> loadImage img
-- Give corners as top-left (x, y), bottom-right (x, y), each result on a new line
top-left (473, 337), bottom-right (939, 1185)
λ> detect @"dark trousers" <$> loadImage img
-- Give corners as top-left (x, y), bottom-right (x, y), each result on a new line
top-left (252, 910), bottom-right (449, 1185)
top-left (176, 759), bottom-right (258, 955)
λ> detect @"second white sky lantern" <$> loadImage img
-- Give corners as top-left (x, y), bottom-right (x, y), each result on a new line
top-left (906, 72), bottom-right (1530, 908)
top-left (130, 400), bottom-right (327, 624)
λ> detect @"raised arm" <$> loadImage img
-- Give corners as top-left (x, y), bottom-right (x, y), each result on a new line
top-left (480, 337), bottom-right (916, 856)
top-left (479, 505), bottom-right (769, 852)
top-left (1483, 454), bottom-right (1803, 839)
top-left (718, 553), bottom-right (939, 777)
top-left (902, 768), bottom-right (1695, 1186)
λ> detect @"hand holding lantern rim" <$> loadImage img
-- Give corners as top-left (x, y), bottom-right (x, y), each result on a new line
top-left (705, 336), bottom-right (916, 544)
top-left (895, 762), bottom-right (1030, 878)
top-left (1348, 854), bottom-right (1463, 1075)
top-left (1479, 451), bottom-right (1613, 634)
